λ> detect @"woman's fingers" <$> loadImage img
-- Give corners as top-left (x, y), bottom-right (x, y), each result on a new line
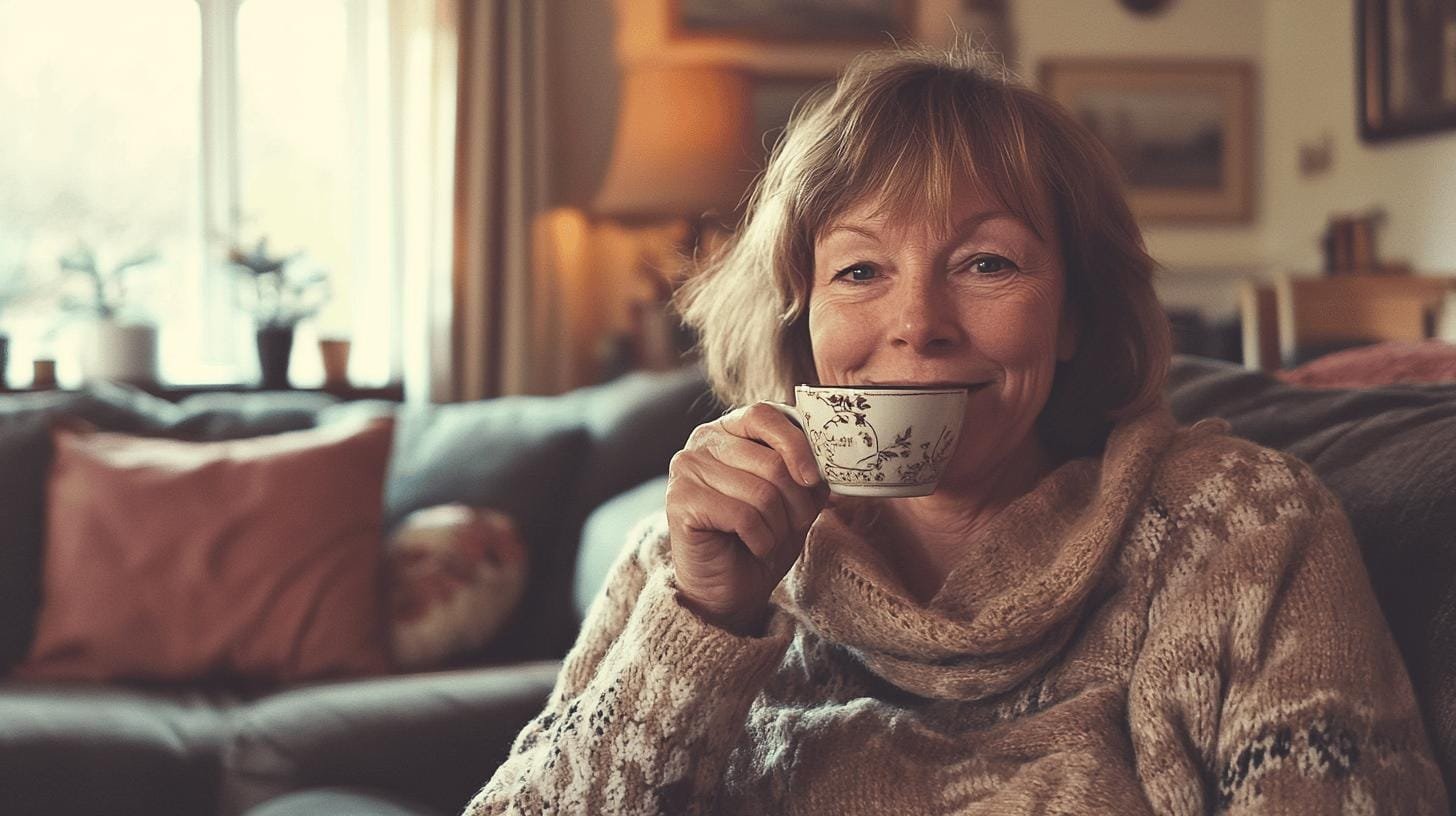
top-left (702, 433), bottom-right (824, 535)
top-left (715, 403), bottom-right (822, 488)
top-left (670, 451), bottom-right (793, 561)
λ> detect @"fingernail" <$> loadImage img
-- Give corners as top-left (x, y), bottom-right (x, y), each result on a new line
top-left (800, 464), bottom-right (821, 486)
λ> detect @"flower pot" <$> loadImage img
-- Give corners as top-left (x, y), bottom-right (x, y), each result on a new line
top-left (32, 359), bottom-right (57, 390)
top-left (256, 326), bottom-right (295, 390)
top-left (81, 321), bottom-right (159, 385)
top-left (318, 338), bottom-right (351, 388)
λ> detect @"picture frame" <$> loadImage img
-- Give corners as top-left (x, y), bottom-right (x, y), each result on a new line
top-left (1358, 0), bottom-right (1456, 142)
top-left (1040, 59), bottom-right (1255, 224)
top-left (669, 0), bottom-right (913, 44)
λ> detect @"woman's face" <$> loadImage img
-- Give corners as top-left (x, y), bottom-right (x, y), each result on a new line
top-left (807, 186), bottom-right (1077, 488)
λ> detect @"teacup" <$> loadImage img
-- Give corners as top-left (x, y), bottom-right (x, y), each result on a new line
top-left (772, 384), bottom-right (968, 497)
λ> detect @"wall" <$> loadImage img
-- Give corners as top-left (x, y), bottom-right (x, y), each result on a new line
top-left (545, 1), bottom-right (619, 208)
top-left (1264, 0), bottom-right (1456, 277)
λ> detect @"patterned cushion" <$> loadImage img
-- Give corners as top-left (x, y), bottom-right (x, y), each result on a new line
top-left (387, 505), bottom-right (528, 670)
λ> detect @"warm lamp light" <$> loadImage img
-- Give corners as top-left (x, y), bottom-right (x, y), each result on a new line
top-left (593, 65), bottom-right (755, 222)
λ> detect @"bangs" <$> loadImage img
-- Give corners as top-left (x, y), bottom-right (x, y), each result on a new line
top-left (792, 62), bottom-right (1055, 243)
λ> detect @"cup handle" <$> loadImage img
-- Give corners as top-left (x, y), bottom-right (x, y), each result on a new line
top-left (763, 400), bottom-right (804, 430)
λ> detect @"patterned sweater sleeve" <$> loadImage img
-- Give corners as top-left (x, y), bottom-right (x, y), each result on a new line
top-left (1128, 444), bottom-right (1449, 815)
top-left (463, 513), bottom-right (793, 816)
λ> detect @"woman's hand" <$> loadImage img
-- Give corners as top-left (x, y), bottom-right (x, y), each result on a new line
top-left (666, 403), bottom-right (828, 636)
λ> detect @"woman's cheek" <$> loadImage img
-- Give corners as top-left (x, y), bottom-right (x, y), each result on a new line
top-left (808, 301), bottom-right (871, 375)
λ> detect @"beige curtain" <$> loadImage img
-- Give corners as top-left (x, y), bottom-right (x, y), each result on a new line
top-left (449, 0), bottom-right (553, 400)
top-left (394, 0), bottom-right (459, 406)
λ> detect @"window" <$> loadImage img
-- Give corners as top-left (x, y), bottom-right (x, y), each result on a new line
top-left (0, 0), bottom-right (399, 388)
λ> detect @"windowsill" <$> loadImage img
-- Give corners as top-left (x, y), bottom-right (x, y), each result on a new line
top-left (0, 382), bottom-right (405, 404)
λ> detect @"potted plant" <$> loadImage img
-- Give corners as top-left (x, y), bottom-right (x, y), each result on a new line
top-left (228, 239), bottom-right (330, 389)
top-left (58, 242), bottom-right (160, 385)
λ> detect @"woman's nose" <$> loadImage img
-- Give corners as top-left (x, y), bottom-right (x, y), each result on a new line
top-left (889, 277), bottom-right (961, 352)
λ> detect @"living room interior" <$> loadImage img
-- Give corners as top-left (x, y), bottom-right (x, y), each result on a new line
top-left (5, 0), bottom-right (1456, 814)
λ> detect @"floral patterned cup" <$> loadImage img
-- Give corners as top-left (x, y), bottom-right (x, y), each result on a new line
top-left (771, 385), bottom-right (968, 498)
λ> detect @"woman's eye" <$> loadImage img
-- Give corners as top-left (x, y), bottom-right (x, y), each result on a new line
top-left (966, 255), bottom-right (1016, 275)
top-left (834, 263), bottom-right (878, 282)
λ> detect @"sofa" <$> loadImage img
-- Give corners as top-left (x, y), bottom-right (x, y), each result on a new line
top-left (8, 353), bottom-right (1456, 815)
top-left (0, 365), bottom-right (722, 816)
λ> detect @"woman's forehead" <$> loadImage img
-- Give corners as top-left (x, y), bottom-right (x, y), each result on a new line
top-left (817, 184), bottom-right (1050, 243)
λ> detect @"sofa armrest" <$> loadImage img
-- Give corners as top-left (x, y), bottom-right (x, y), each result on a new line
top-left (220, 660), bottom-right (559, 816)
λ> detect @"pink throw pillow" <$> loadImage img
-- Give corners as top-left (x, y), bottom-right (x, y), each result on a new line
top-left (1278, 339), bottom-right (1456, 389)
top-left (387, 504), bottom-right (528, 670)
top-left (16, 418), bottom-right (396, 684)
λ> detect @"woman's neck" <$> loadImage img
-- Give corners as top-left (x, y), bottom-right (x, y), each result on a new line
top-left (876, 434), bottom-right (1059, 602)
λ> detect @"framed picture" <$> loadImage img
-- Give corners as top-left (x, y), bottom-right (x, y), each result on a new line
top-left (1040, 59), bottom-right (1255, 224)
top-left (670, 0), bottom-right (913, 43)
top-left (749, 73), bottom-right (834, 160)
top-left (1358, 0), bottom-right (1456, 142)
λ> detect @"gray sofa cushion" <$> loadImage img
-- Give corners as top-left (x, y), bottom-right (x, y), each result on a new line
top-left (575, 476), bottom-right (669, 620)
top-left (0, 681), bottom-right (237, 816)
top-left (383, 397), bottom-right (589, 662)
top-left (242, 788), bottom-right (442, 816)
top-left (1167, 354), bottom-right (1456, 797)
top-left (221, 662), bottom-right (558, 816)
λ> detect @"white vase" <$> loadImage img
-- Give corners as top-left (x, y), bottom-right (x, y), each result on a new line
top-left (82, 321), bottom-right (159, 385)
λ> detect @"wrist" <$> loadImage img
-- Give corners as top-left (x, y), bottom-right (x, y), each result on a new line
top-left (676, 592), bottom-right (770, 637)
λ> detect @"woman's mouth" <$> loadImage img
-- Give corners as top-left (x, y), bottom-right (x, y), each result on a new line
top-left (864, 380), bottom-right (993, 391)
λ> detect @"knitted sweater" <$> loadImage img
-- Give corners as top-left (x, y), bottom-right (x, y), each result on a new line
top-left (466, 410), bottom-right (1448, 815)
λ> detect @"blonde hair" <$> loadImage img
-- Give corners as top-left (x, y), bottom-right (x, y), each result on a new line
top-left (676, 46), bottom-right (1172, 456)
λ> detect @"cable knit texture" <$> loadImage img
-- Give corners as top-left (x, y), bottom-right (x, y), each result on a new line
top-left (465, 409), bottom-right (1448, 815)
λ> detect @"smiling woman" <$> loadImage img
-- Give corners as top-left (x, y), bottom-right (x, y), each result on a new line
top-left (466, 45), bottom-right (1449, 815)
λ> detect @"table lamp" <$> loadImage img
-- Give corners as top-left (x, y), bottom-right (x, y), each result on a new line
top-left (592, 64), bottom-right (755, 369)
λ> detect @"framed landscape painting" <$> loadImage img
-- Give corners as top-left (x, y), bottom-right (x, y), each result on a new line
top-left (669, 0), bottom-right (912, 43)
top-left (1040, 59), bottom-right (1255, 223)
top-left (1359, 0), bottom-right (1456, 141)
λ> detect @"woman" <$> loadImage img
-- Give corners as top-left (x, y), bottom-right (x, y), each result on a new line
top-left (468, 47), bottom-right (1447, 814)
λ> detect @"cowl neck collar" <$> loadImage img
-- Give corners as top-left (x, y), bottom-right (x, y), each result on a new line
top-left (776, 409), bottom-right (1178, 701)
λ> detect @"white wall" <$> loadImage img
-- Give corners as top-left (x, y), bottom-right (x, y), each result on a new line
top-left (1264, 0), bottom-right (1456, 277)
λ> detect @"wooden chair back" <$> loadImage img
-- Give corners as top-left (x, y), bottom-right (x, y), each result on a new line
top-left (1238, 274), bottom-right (1454, 370)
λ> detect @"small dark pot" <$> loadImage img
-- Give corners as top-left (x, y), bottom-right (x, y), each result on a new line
top-left (256, 326), bottom-right (295, 390)
top-left (0, 334), bottom-right (8, 390)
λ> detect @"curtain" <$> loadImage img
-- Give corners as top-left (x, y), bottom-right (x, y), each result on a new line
top-left (450, 0), bottom-right (553, 400)
top-left (395, 0), bottom-right (551, 404)
top-left (394, 0), bottom-right (459, 405)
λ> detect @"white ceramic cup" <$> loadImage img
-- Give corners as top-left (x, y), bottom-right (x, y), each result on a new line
top-left (770, 384), bottom-right (969, 498)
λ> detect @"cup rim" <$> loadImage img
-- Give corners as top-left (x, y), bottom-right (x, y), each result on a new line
top-left (794, 383), bottom-right (971, 395)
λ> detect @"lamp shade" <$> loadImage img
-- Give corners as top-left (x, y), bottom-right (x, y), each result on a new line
top-left (593, 65), bottom-right (755, 221)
